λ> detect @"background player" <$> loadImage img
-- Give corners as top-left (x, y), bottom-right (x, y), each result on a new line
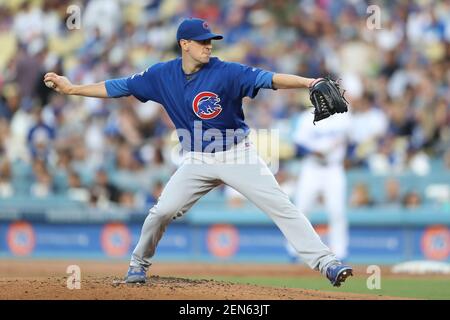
top-left (43, 18), bottom-right (353, 287)
top-left (291, 108), bottom-right (352, 261)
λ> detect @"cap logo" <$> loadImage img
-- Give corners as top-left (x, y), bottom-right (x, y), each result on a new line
top-left (202, 21), bottom-right (209, 30)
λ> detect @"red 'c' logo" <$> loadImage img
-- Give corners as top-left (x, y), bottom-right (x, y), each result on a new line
top-left (192, 91), bottom-right (222, 120)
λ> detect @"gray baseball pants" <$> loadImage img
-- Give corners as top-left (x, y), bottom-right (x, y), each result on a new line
top-left (130, 138), bottom-right (338, 275)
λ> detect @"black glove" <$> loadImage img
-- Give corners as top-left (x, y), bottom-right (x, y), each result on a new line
top-left (309, 77), bottom-right (349, 124)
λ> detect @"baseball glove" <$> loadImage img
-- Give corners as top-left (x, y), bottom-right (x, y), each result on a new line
top-left (309, 77), bottom-right (349, 124)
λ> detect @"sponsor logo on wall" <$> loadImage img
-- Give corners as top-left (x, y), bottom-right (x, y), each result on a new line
top-left (207, 224), bottom-right (239, 258)
top-left (421, 225), bottom-right (450, 260)
top-left (100, 223), bottom-right (131, 257)
top-left (7, 221), bottom-right (36, 256)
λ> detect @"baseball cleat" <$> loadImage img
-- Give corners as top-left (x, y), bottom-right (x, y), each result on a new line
top-left (125, 266), bottom-right (147, 284)
top-left (326, 263), bottom-right (353, 287)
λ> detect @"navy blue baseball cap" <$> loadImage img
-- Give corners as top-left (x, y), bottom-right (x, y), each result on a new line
top-left (176, 18), bottom-right (223, 42)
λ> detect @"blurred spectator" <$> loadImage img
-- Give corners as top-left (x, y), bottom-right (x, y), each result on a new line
top-left (30, 170), bottom-right (53, 198)
top-left (144, 180), bottom-right (164, 208)
top-left (51, 148), bottom-right (72, 193)
top-left (70, 140), bottom-right (99, 179)
top-left (349, 182), bottom-right (375, 208)
top-left (30, 163), bottom-right (53, 198)
top-left (42, 93), bottom-right (67, 129)
top-left (402, 190), bottom-right (423, 209)
top-left (119, 191), bottom-right (137, 209)
top-left (0, 84), bottom-right (20, 122)
top-left (145, 145), bottom-right (173, 182)
top-left (83, 0), bottom-right (122, 40)
top-left (7, 97), bottom-right (37, 162)
top-left (13, 2), bottom-right (44, 45)
top-left (84, 112), bottom-right (108, 169)
top-left (116, 143), bottom-right (142, 171)
top-left (14, 42), bottom-right (45, 100)
top-left (117, 103), bottom-right (143, 147)
top-left (0, 160), bottom-right (14, 198)
top-left (27, 107), bottom-right (55, 161)
top-left (387, 99), bottom-right (416, 140)
top-left (383, 178), bottom-right (402, 207)
top-left (66, 170), bottom-right (90, 202)
top-left (348, 93), bottom-right (388, 167)
top-left (90, 168), bottom-right (121, 208)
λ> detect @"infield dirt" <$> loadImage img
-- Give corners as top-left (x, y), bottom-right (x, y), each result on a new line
top-left (0, 260), bottom-right (412, 300)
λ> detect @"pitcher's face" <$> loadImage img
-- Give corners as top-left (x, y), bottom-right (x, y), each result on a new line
top-left (181, 39), bottom-right (213, 64)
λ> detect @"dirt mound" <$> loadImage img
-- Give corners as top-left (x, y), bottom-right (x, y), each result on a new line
top-left (0, 260), bottom-right (403, 300)
top-left (1, 275), bottom-right (389, 300)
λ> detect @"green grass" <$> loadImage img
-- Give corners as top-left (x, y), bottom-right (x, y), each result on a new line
top-left (205, 276), bottom-right (450, 300)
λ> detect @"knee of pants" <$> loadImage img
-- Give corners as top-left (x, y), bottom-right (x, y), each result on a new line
top-left (270, 202), bottom-right (301, 219)
top-left (148, 203), bottom-right (185, 221)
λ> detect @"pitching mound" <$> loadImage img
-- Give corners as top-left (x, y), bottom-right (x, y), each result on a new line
top-left (0, 260), bottom-right (404, 300)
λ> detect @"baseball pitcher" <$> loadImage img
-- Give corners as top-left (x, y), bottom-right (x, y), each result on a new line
top-left (44, 18), bottom-right (352, 287)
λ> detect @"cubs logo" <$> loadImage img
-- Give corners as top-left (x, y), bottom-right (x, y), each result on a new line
top-left (192, 91), bottom-right (222, 120)
top-left (202, 21), bottom-right (209, 30)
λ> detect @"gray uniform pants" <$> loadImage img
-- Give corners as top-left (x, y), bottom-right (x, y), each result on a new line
top-left (130, 138), bottom-right (338, 275)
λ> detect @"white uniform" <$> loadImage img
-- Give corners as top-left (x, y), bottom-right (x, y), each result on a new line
top-left (292, 111), bottom-right (351, 260)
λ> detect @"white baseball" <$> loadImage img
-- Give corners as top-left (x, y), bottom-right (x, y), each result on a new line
top-left (45, 80), bottom-right (55, 89)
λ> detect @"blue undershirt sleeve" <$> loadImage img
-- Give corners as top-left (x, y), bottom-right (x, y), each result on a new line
top-left (105, 77), bottom-right (131, 98)
top-left (255, 71), bottom-right (275, 90)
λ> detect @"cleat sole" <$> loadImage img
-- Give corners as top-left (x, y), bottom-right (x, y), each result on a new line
top-left (333, 269), bottom-right (353, 287)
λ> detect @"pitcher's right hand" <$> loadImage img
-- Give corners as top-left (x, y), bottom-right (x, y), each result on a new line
top-left (43, 72), bottom-right (74, 95)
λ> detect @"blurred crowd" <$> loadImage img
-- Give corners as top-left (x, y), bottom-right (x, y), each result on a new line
top-left (0, 0), bottom-right (449, 210)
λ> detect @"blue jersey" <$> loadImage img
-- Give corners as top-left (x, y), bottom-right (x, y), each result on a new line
top-left (122, 57), bottom-right (271, 152)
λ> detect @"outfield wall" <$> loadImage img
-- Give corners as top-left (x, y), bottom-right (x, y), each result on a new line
top-left (1, 205), bottom-right (449, 264)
